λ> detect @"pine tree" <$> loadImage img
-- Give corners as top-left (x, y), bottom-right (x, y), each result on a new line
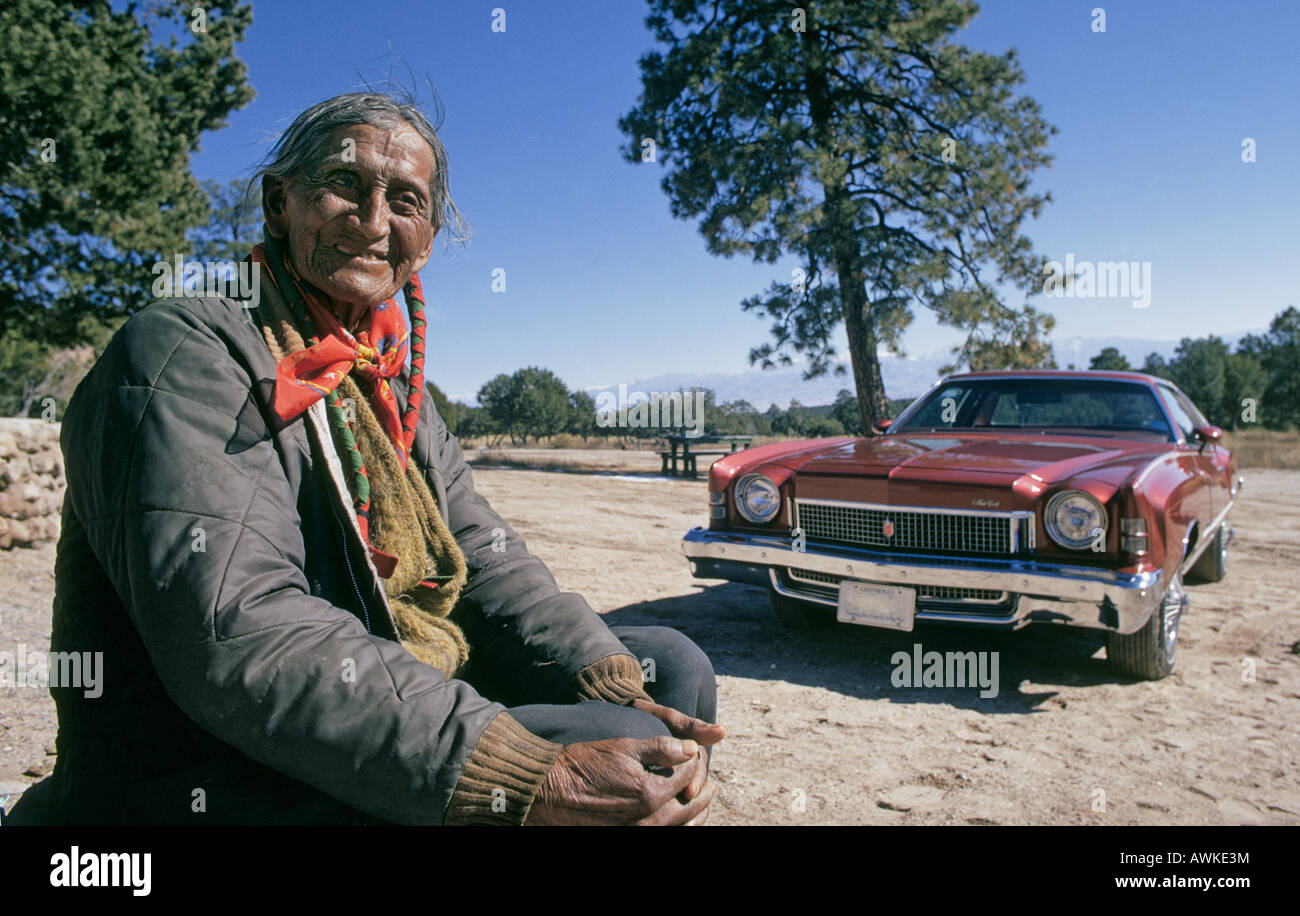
top-left (1089, 347), bottom-right (1131, 371)
top-left (0, 0), bottom-right (253, 344)
top-left (621, 0), bottom-right (1056, 428)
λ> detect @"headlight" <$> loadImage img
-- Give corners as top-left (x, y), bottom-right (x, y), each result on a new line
top-left (1045, 490), bottom-right (1107, 550)
top-left (734, 473), bottom-right (781, 524)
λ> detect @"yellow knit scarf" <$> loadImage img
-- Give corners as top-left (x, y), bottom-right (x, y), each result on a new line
top-left (253, 270), bottom-right (470, 677)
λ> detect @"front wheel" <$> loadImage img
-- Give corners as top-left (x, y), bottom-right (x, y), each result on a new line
top-left (1106, 570), bottom-right (1186, 680)
top-left (768, 589), bottom-right (835, 629)
top-left (1186, 523), bottom-right (1229, 584)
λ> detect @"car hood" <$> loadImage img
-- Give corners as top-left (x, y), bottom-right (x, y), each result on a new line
top-left (776, 434), bottom-right (1168, 488)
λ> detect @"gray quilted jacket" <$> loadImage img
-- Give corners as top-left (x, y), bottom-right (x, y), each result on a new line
top-left (18, 291), bottom-right (643, 825)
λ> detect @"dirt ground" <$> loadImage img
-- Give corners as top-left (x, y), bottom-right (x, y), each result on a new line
top-left (2, 460), bottom-right (1297, 824)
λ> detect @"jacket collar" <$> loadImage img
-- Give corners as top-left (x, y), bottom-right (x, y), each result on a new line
top-left (247, 259), bottom-right (400, 633)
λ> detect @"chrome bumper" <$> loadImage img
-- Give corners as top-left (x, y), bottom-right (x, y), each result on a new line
top-left (681, 527), bottom-right (1166, 635)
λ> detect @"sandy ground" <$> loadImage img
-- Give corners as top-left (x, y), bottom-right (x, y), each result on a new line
top-left (2, 460), bottom-right (1297, 824)
top-left (470, 447), bottom-right (667, 470)
top-left (0, 540), bottom-right (59, 804)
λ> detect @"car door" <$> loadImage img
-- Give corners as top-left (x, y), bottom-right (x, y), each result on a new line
top-left (1157, 382), bottom-right (1219, 526)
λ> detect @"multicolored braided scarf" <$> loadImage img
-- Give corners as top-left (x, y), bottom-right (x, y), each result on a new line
top-left (252, 234), bottom-right (428, 572)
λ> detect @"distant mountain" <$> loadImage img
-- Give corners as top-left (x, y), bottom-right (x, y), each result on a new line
top-left (1054, 336), bottom-right (1174, 371)
top-left (581, 355), bottom-right (945, 411)
top-left (449, 354), bottom-right (945, 408)
top-left (452, 335), bottom-right (1247, 409)
top-left (579, 337), bottom-right (1193, 411)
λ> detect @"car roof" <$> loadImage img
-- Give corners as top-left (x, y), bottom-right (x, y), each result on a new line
top-left (897, 368), bottom-right (1193, 443)
top-left (943, 369), bottom-right (1164, 384)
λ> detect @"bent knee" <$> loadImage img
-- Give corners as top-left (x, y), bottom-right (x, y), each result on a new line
top-left (508, 701), bottom-right (671, 746)
top-left (616, 625), bottom-right (715, 681)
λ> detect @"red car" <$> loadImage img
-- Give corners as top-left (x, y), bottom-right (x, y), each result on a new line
top-left (682, 370), bottom-right (1240, 680)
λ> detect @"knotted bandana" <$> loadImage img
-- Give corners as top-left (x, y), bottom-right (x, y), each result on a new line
top-left (252, 243), bottom-right (419, 469)
top-left (252, 235), bottom-right (429, 579)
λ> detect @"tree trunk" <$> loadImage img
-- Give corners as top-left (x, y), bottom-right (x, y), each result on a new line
top-left (839, 268), bottom-right (891, 432)
top-left (804, 40), bottom-right (890, 434)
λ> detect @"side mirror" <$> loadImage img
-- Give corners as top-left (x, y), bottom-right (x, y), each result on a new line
top-left (871, 418), bottom-right (893, 434)
top-left (1193, 425), bottom-right (1223, 452)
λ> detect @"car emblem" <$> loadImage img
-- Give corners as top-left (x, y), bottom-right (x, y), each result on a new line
top-left (882, 519), bottom-right (895, 538)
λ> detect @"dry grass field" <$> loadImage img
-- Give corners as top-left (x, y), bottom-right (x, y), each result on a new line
top-left (1224, 429), bottom-right (1300, 469)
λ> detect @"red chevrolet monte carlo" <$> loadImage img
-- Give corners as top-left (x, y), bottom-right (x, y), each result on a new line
top-left (682, 370), bottom-right (1241, 680)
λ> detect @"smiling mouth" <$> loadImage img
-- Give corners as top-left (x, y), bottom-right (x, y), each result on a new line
top-left (334, 246), bottom-right (389, 265)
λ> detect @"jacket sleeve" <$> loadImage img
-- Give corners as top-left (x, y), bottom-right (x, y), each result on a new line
top-left (422, 402), bottom-right (649, 708)
top-left (61, 300), bottom-right (558, 825)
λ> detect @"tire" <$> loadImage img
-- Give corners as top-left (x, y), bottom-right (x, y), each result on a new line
top-left (1106, 569), bottom-right (1187, 680)
top-left (768, 589), bottom-right (835, 629)
top-left (1186, 523), bottom-right (1229, 584)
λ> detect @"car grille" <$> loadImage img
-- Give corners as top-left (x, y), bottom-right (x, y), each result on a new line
top-left (786, 567), bottom-right (844, 586)
top-left (915, 584), bottom-right (1008, 604)
top-left (787, 568), bottom-right (1008, 604)
top-left (795, 499), bottom-right (1021, 555)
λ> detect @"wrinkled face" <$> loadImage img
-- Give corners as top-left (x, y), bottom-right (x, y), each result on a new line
top-left (264, 122), bottom-right (438, 321)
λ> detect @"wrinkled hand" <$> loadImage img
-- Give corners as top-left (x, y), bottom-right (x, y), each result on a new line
top-left (630, 698), bottom-right (725, 805)
top-left (524, 736), bottom-right (715, 825)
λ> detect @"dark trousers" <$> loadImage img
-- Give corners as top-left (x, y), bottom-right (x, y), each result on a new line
top-left (3, 626), bottom-right (716, 825)
top-left (467, 626), bottom-right (717, 746)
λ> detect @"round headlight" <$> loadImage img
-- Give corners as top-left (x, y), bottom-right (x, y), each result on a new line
top-left (734, 473), bottom-right (781, 524)
top-left (1045, 490), bottom-right (1107, 550)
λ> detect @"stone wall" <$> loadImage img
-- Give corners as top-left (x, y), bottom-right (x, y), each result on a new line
top-left (0, 419), bottom-right (64, 549)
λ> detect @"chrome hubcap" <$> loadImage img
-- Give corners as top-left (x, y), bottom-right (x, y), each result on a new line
top-left (1161, 576), bottom-right (1186, 663)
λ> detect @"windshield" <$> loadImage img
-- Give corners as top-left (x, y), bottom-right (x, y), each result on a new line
top-left (892, 378), bottom-right (1176, 441)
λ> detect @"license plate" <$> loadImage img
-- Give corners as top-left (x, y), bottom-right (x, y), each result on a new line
top-left (837, 580), bottom-right (916, 631)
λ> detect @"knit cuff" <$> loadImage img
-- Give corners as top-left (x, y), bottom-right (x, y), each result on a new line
top-left (573, 653), bottom-right (652, 705)
top-left (444, 712), bottom-right (562, 826)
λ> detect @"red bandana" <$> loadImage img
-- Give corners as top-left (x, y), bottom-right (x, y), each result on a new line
top-left (252, 244), bottom-right (418, 468)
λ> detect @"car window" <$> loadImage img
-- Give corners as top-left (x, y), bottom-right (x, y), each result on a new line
top-left (1159, 385), bottom-right (1199, 440)
top-left (986, 390), bottom-right (1163, 428)
top-left (1170, 387), bottom-right (1209, 428)
top-left (902, 384), bottom-right (976, 428)
top-left (894, 378), bottom-right (1175, 440)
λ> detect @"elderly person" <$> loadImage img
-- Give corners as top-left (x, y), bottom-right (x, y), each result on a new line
top-left (9, 92), bottom-right (722, 826)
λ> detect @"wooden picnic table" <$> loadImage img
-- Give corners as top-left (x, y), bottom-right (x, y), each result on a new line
top-left (659, 434), bottom-right (754, 478)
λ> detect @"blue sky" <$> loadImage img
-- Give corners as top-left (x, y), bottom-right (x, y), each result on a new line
top-left (190, 0), bottom-right (1300, 401)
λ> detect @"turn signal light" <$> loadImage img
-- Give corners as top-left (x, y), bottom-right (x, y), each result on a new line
top-left (1121, 517), bottom-right (1148, 555)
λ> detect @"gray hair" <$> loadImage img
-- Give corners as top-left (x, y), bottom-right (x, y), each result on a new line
top-left (249, 90), bottom-right (468, 243)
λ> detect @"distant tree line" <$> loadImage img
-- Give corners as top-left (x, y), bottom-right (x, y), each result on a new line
top-left (1086, 306), bottom-right (1299, 430)
top-left (755, 391), bottom-right (916, 438)
top-left (445, 302), bottom-right (1300, 442)
top-left (435, 365), bottom-right (917, 444)
top-left (455, 367), bottom-right (596, 444)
